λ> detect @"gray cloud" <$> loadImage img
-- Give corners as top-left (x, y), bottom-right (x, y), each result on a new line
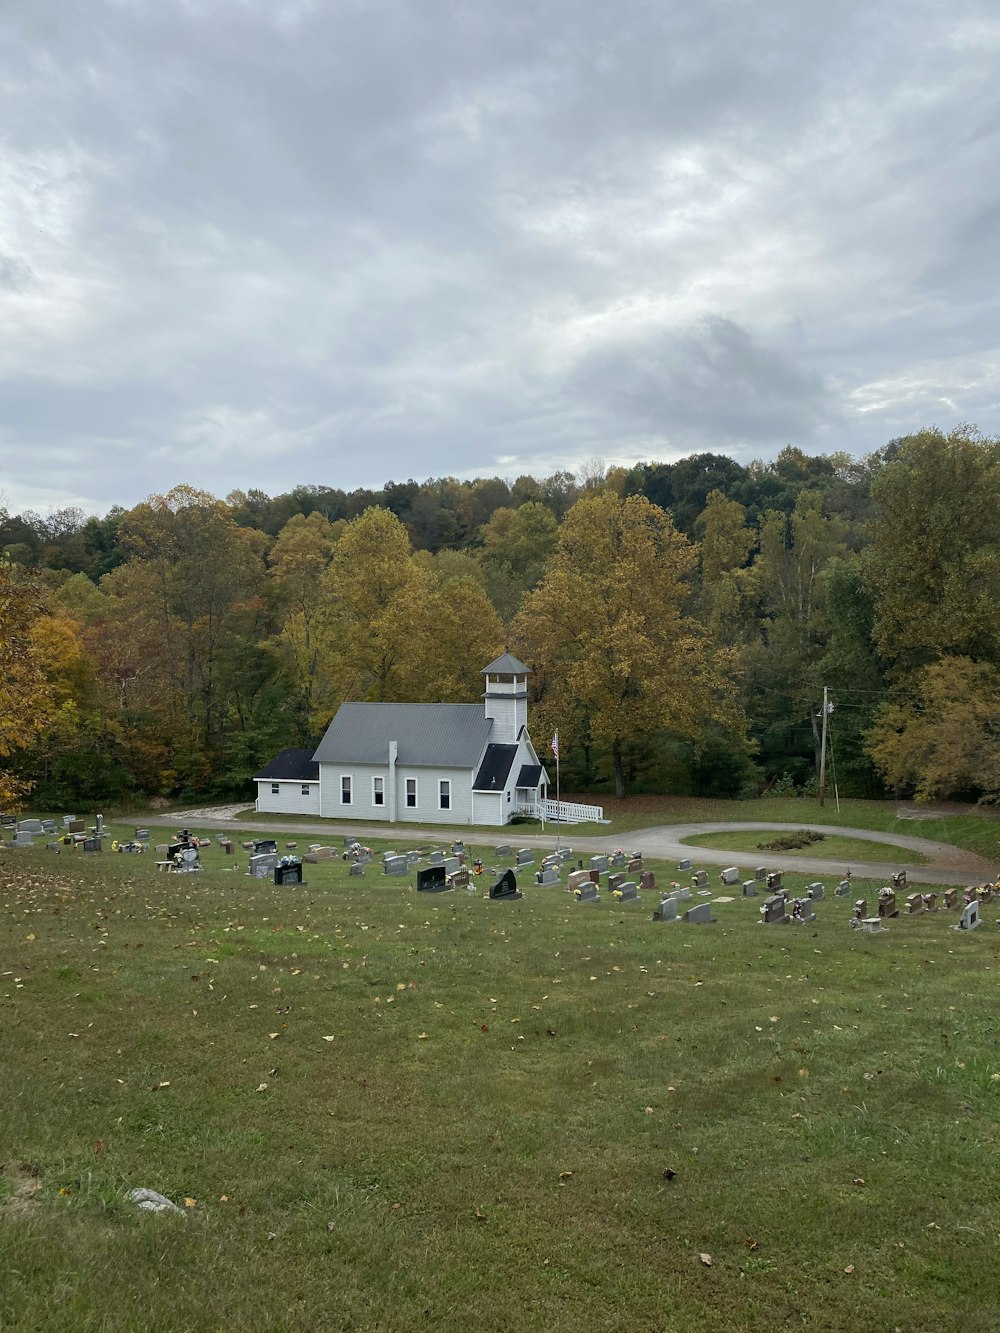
top-left (1, 0), bottom-right (999, 513)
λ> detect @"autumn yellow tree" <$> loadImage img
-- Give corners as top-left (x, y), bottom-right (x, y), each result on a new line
top-left (865, 657), bottom-right (1000, 801)
top-left (513, 492), bottom-right (739, 797)
top-left (0, 565), bottom-right (53, 807)
top-left (268, 511), bottom-right (342, 726)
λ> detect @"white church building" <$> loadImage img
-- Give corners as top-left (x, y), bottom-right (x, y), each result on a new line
top-left (254, 654), bottom-right (556, 827)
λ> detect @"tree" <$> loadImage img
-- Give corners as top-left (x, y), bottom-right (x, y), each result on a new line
top-left (318, 507), bottom-right (436, 704)
top-left (269, 512), bottom-right (342, 726)
top-left (864, 426), bottom-right (1000, 666)
top-left (865, 657), bottom-right (1000, 801)
top-left (0, 565), bottom-right (53, 807)
top-left (513, 492), bottom-right (739, 798)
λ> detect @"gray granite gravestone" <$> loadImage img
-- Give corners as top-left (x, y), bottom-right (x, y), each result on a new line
top-left (692, 870), bottom-right (709, 891)
top-left (955, 900), bottom-right (980, 931)
top-left (759, 895), bottom-right (788, 925)
top-left (807, 882), bottom-right (824, 900)
top-left (557, 848), bottom-right (574, 863)
top-left (535, 867), bottom-right (560, 886)
top-left (590, 854), bottom-right (609, 873)
top-left (766, 871), bottom-right (783, 891)
top-left (652, 894), bottom-right (679, 922)
top-left (443, 857), bottom-right (461, 876)
top-left (428, 851), bottom-right (445, 866)
top-left (791, 898), bottom-right (816, 922)
top-left (349, 861), bottom-right (364, 877)
top-left (836, 879), bottom-right (852, 897)
top-left (742, 880), bottom-right (758, 897)
top-left (720, 867), bottom-right (740, 885)
top-left (12, 830), bottom-right (34, 847)
top-left (613, 881), bottom-right (639, 903)
top-left (40, 819), bottom-right (57, 834)
top-left (249, 853), bottom-right (278, 879)
top-left (609, 851), bottom-right (627, 868)
top-left (253, 839), bottom-right (278, 855)
top-left (495, 844), bottom-right (512, 858)
top-left (684, 902), bottom-right (712, 924)
top-left (451, 841), bottom-right (465, 855)
top-left (516, 849), bottom-right (534, 866)
top-left (383, 855), bottom-right (408, 876)
top-left (574, 880), bottom-right (600, 902)
top-left (18, 819), bottom-right (43, 835)
top-left (677, 858), bottom-right (692, 872)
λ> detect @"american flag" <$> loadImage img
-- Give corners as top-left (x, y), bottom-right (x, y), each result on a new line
top-left (552, 731), bottom-right (559, 760)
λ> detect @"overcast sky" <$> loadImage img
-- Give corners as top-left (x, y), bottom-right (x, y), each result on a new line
top-left (2, 0), bottom-right (999, 517)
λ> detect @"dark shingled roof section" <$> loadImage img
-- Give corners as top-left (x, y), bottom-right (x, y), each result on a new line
top-left (482, 652), bottom-right (531, 675)
top-left (313, 703), bottom-right (493, 769)
top-left (516, 764), bottom-right (542, 788)
top-left (473, 743), bottom-right (518, 791)
top-left (255, 748), bottom-right (320, 781)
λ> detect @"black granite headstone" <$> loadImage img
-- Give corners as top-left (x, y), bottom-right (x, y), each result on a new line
top-left (417, 864), bottom-right (449, 892)
top-left (489, 869), bottom-right (522, 900)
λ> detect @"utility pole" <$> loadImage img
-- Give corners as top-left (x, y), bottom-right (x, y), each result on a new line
top-left (818, 686), bottom-right (830, 806)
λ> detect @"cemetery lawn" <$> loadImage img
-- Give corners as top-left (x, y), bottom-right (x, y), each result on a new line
top-left (680, 829), bottom-right (931, 866)
top-left (3, 828), bottom-right (1000, 1333)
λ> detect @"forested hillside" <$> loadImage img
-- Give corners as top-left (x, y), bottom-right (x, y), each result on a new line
top-left (2, 426), bottom-right (998, 809)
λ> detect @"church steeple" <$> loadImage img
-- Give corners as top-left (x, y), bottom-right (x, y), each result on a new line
top-left (482, 653), bottom-right (530, 744)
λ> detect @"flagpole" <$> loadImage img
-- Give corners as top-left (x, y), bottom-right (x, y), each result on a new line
top-left (555, 737), bottom-right (560, 854)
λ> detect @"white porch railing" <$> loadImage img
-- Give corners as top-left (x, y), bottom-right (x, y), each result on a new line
top-left (517, 798), bottom-right (606, 824)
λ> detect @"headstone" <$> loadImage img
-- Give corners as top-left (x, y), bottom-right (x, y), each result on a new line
top-left (766, 871), bottom-right (783, 891)
top-left (791, 898), bottom-right (816, 923)
top-left (640, 870), bottom-right (657, 891)
top-left (305, 846), bottom-right (334, 863)
top-left (495, 844), bottom-right (512, 858)
top-left (17, 819), bottom-right (43, 835)
top-left (759, 895), bottom-right (788, 926)
top-left (652, 894), bottom-right (678, 922)
top-left (720, 867), bottom-right (740, 885)
top-left (608, 850), bottom-right (627, 869)
top-left (684, 902), bottom-right (712, 925)
top-left (95, 815), bottom-right (104, 836)
top-left (755, 866), bottom-right (767, 882)
top-left (534, 867), bottom-right (560, 886)
top-left (345, 835), bottom-right (361, 847)
top-left (489, 869), bottom-right (522, 900)
top-left (588, 869), bottom-right (602, 885)
top-left (980, 884), bottom-right (993, 903)
top-left (406, 851), bottom-right (420, 865)
top-left (613, 881), bottom-right (639, 903)
top-left (349, 861), bottom-right (364, 877)
top-left (692, 870), bottom-right (709, 890)
top-left (955, 901), bottom-right (980, 932)
top-left (877, 888), bottom-right (898, 919)
top-left (249, 853), bottom-right (278, 879)
top-left (891, 870), bottom-right (907, 891)
top-left (906, 892), bottom-right (923, 915)
top-left (40, 819), bottom-right (57, 834)
top-left (608, 873), bottom-right (625, 893)
top-left (417, 865), bottom-right (449, 893)
top-left (516, 849), bottom-right (534, 866)
top-left (922, 893), bottom-right (937, 912)
top-left (135, 828), bottom-right (150, 842)
top-left (807, 882), bottom-right (824, 900)
top-left (590, 854), bottom-right (609, 873)
top-left (836, 880), bottom-right (852, 897)
top-left (382, 850), bottom-right (398, 862)
top-left (556, 849), bottom-right (574, 863)
top-left (861, 917), bottom-right (886, 934)
top-left (274, 861), bottom-right (305, 887)
top-left (67, 818), bottom-right (85, 835)
top-left (742, 880), bottom-right (758, 897)
top-left (13, 831), bottom-right (34, 847)
top-left (676, 886), bottom-right (693, 901)
top-left (220, 840), bottom-right (234, 855)
top-left (574, 881), bottom-right (600, 902)
top-left (451, 841), bottom-right (465, 855)
top-left (448, 868), bottom-right (471, 889)
top-left (627, 855), bottom-right (643, 873)
top-left (82, 837), bottom-right (102, 853)
top-left (252, 839), bottom-right (278, 855)
top-left (62, 815), bottom-right (77, 829)
top-left (943, 888), bottom-right (959, 910)
top-left (541, 853), bottom-right (560, 870)
top-left (677, 858), bottom-right (692, 872)
top-left (383, 855), bottom-right (408, 877)
top-left (428, 851), bottom-right (445, 866)
top-left (567, 869), bottom-right (591, 894)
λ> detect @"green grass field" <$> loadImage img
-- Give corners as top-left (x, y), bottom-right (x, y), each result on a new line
top-left (679, 829), bottom-right (931, 866)
top-left (3, 825), bottom-right (1000, 1331)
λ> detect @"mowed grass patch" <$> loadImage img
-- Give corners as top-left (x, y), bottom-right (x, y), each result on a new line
top-left (680, 829), bottom-right (931, 866)
top-left (2, 839), bottom-right (1000, 1332)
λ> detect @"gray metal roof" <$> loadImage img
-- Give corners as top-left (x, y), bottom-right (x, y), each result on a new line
top-left (482, 652), bottom-right (531, 675)
top-left (313, 703), bottom-right (493, 769)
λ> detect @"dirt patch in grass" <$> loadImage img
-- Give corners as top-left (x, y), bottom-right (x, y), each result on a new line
top-left (1, 1162), bottom-right (43, 1218)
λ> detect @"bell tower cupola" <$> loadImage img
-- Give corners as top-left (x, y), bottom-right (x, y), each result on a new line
top-left (482, 653), bottom-right (531, 744)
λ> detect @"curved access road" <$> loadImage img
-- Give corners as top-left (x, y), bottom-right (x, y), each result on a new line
top-left (150, 809), bottom-right (995, 888)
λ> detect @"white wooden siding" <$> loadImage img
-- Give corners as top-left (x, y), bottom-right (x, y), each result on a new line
top-left (255, 780), bottom-right (321, 815)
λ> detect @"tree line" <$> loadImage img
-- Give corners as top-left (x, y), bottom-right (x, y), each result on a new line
top-left (1, 426), bottom-right (997, 810)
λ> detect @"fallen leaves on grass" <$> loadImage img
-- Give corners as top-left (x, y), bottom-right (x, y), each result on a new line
top-left (699, 1253), bottom-right (712, 1267)
top-left (662, 1168), bottom-right (677, 1182)
top-left (843, 1264), bottom-right (855, 1275)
